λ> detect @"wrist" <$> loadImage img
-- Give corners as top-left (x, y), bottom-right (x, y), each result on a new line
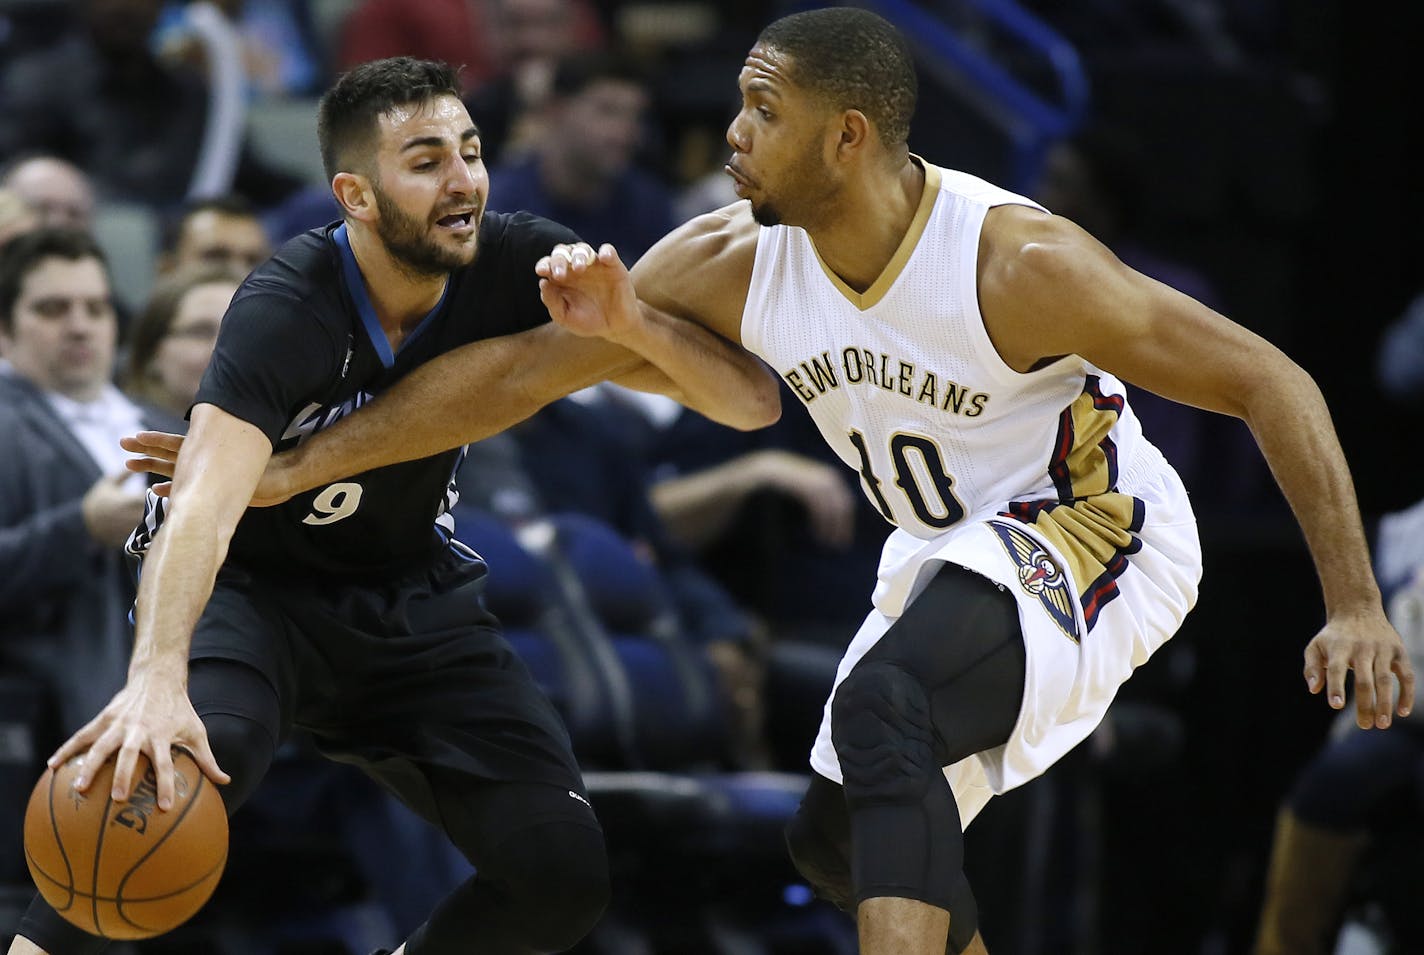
top-left (127, 655), bottom-right (188, 687)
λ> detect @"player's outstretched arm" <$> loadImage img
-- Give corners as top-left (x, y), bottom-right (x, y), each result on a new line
top-left (535, 238), bottom-right (780, 430)
top-left (978, 205), bottom-right (1414, 729)
top-left (51, 404), bottom-right (271, 807)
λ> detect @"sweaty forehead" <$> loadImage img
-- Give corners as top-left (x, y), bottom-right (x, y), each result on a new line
top-left (740, 44), bottom-right (797, 92)
top-left (377, 95), bottom-right (473, 139)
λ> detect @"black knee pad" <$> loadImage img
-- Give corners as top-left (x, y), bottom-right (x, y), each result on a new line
top-left (199, 711), bottom-right (277, 814)
top-left (785, 803), bottom-right (853, 911)
top-left (832, 661), bottom-right (937, 807)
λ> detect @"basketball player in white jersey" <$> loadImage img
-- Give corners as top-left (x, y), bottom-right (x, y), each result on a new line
top-left (121, 9), bottom-right (1413, 954)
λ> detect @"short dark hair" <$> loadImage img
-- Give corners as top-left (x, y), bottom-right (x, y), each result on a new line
top-left (756, 8), bottom-right (918, 146)
top-left (317, 57), bottom-right (463, 183)
top-left (0, 227), bottom-right (108, 330)
top-left (160, 194), bottom-right (260, 254)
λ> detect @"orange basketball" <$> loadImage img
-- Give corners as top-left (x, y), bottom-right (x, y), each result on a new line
top-left (22, 749), bottom-right (228, 940)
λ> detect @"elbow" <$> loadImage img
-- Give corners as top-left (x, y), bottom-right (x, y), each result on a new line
top-left (733, 384), bottom-right (782, 431)
top-left (1236, 354), bottom-right (1322, 428)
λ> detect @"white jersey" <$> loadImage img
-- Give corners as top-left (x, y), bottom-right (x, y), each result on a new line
top-left (740, 161), bottom-right (1202, 819)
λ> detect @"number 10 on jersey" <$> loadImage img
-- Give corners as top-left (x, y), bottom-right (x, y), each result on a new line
top-left (848, 429), bottom-right (966, 529)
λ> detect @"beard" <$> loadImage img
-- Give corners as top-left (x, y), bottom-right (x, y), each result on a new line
top-left (749, 200), bottom-right (783, 227)
top-left (372, 186), bottom-right (479, 276)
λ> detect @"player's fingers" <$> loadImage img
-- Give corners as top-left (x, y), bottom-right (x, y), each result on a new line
top-left (126, 455), bottom-right (176, 478)
top-left (1371, 655), bottom-right (1395, 729)
top-left (125, 431), bottom-right (185, 455)
top-left (151, 742), bottom-right (177, 811)
top-left (1351, 651), bottom-right (1376, 729)
top-left (1302, 642), bottom-right (1325, 694)
top-left (48, 717), bottom-right (103, 771)
top-left (1324, 654), bottom-right (1349, 710)
top-left (110, 733), bottom-right (146, 802)
top-left (73, 726), bottom-right (122, 793)
top-left (1393, 654), bottom-right (1415, 718)
top-left (187, 735), bottom-right (231, 786)
top-left (548, 244), bottom-right (573, 279)
top-left (534, 254), bottom-right (553, 277)
top-left (152, 481), bottom-right (173, 498)
top-left (568, 243), bottom-right (593, 269)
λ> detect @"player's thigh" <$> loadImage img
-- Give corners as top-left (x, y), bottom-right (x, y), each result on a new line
top-left (847, 561), bottom-right (1025, 765)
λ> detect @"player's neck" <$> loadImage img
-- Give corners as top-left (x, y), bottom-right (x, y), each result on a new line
top-left (806, 158), bottom-right (925, 295)
top-left (346, 226), bottom-right (448, 334)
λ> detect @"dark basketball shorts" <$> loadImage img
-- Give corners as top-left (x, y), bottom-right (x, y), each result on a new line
top-left (185, 545), bottom-right (595, 834)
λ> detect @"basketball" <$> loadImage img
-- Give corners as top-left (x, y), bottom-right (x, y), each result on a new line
top-left (22, 748), bottom-right (228, 940)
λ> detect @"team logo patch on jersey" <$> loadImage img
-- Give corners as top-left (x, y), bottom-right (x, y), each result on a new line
top-left (988, 520), bottom-right (1079, 643)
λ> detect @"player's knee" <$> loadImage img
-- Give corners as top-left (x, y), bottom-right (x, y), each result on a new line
top-left (199, 712), bottom-right (276, 813)
top-left (784, 806), bottom-right (853, 911)
top-left (831, 661), bottom-right (937, 806)
top-left (488, 821), bottom-right (610, 951)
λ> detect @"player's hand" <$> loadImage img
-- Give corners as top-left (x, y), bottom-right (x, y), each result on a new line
top-left (123, 431), bottom-right (295, 507)
top-left (1303, 608), bottom-right (1415, 729)
top-left (48, 672), bottom-right (229, 810)
top-left (81, 472), bottom-right (147, 548)
top-left (753, 450), bottom-right (857, 550)
top-left (535, 242), bottom-right (641, 341)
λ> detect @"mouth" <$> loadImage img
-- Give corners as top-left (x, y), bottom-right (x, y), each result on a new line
top-left (435, 210), bottom-right (477, 233)
top-left (724, 160), bottom-right (753, 195)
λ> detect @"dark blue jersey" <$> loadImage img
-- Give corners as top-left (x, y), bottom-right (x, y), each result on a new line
top-left (129, 211), bottom-right (578, 581)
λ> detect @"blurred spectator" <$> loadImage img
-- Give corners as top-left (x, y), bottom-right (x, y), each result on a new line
top-left (0, 189), bottom-right (39, 249)
top-left (158, 194), bottom-right (273, 276)
top-left (489, 52), bottom-right (676, 264)
top-left (157, 0), bottom-right (324, 98)
top-left (0, 155), bottom-right (96, 233)
top-left (650, 401), bottom-right (886, 650)
top-left (1377, 290), bottom-right (1424, 403)
top-left (0, 0), bottom-right (304, 209)
top-left (338, 0), bottom-right (604, 96)
top-left (1252, 498), bottom-right (1424, 955)
top-left (122, 263), bottom-right (243, 417)
top-left (262, 184), bottom-right (342, 244)
top-left (0, 229), bottom-right (179, 747)
top-left (462, 0), bottom-right (606, 167)
top-left (458, 396), bottom-right (774, 768)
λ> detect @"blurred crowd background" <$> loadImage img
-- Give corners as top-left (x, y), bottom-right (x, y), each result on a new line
top-left (2, 0), bottom-right (1423, 953)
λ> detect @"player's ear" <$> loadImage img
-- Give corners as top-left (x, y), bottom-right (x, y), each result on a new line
top-left (332, 172), bottom-right (375, 223)
top-left (837, 109), bottom-right (870, 158)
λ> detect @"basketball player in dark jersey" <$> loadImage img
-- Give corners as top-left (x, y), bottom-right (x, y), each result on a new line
top-left (12, 58), bottom-right (779, 955)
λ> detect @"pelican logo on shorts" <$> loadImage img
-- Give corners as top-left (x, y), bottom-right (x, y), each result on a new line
top-left (111, 765), bottom-right (190, 835)
top-left (988, 520), bottom-right (1079, 643)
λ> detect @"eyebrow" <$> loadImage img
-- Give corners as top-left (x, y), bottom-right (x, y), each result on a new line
top-left (399, 126), bottom-right (482, 152)
top-left (743, 80), bottom-right (781, 98)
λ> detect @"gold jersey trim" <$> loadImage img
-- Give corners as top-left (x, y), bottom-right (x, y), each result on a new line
top-left (808, 158), bottom-right (943, 311)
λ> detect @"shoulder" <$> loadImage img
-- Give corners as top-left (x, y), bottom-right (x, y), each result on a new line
top-left (978, 204), bottom-right (1120, 303)
top-left (629, 201), bottom-right (758, 341)
top-left (634, 201), bottom-right (757, 292)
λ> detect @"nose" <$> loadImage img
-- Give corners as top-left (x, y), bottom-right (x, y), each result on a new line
top-left (726, 112), bottom-right (750, 153)
top-left (447, 155), bottom-right (481, 198)
top-left (61, 304), bottom-right (94, 335)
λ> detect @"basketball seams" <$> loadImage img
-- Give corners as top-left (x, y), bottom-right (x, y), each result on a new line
top-left (42, 766), bottom-right (75, 912)
top-left (90, 791), bottom-right (115, 934)
top-left (26, 753), bottom-right (229, 940)
top-left (112, 768), bottom-right (215, 931)
top-left (27, 854), bottom-right (226, 903)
